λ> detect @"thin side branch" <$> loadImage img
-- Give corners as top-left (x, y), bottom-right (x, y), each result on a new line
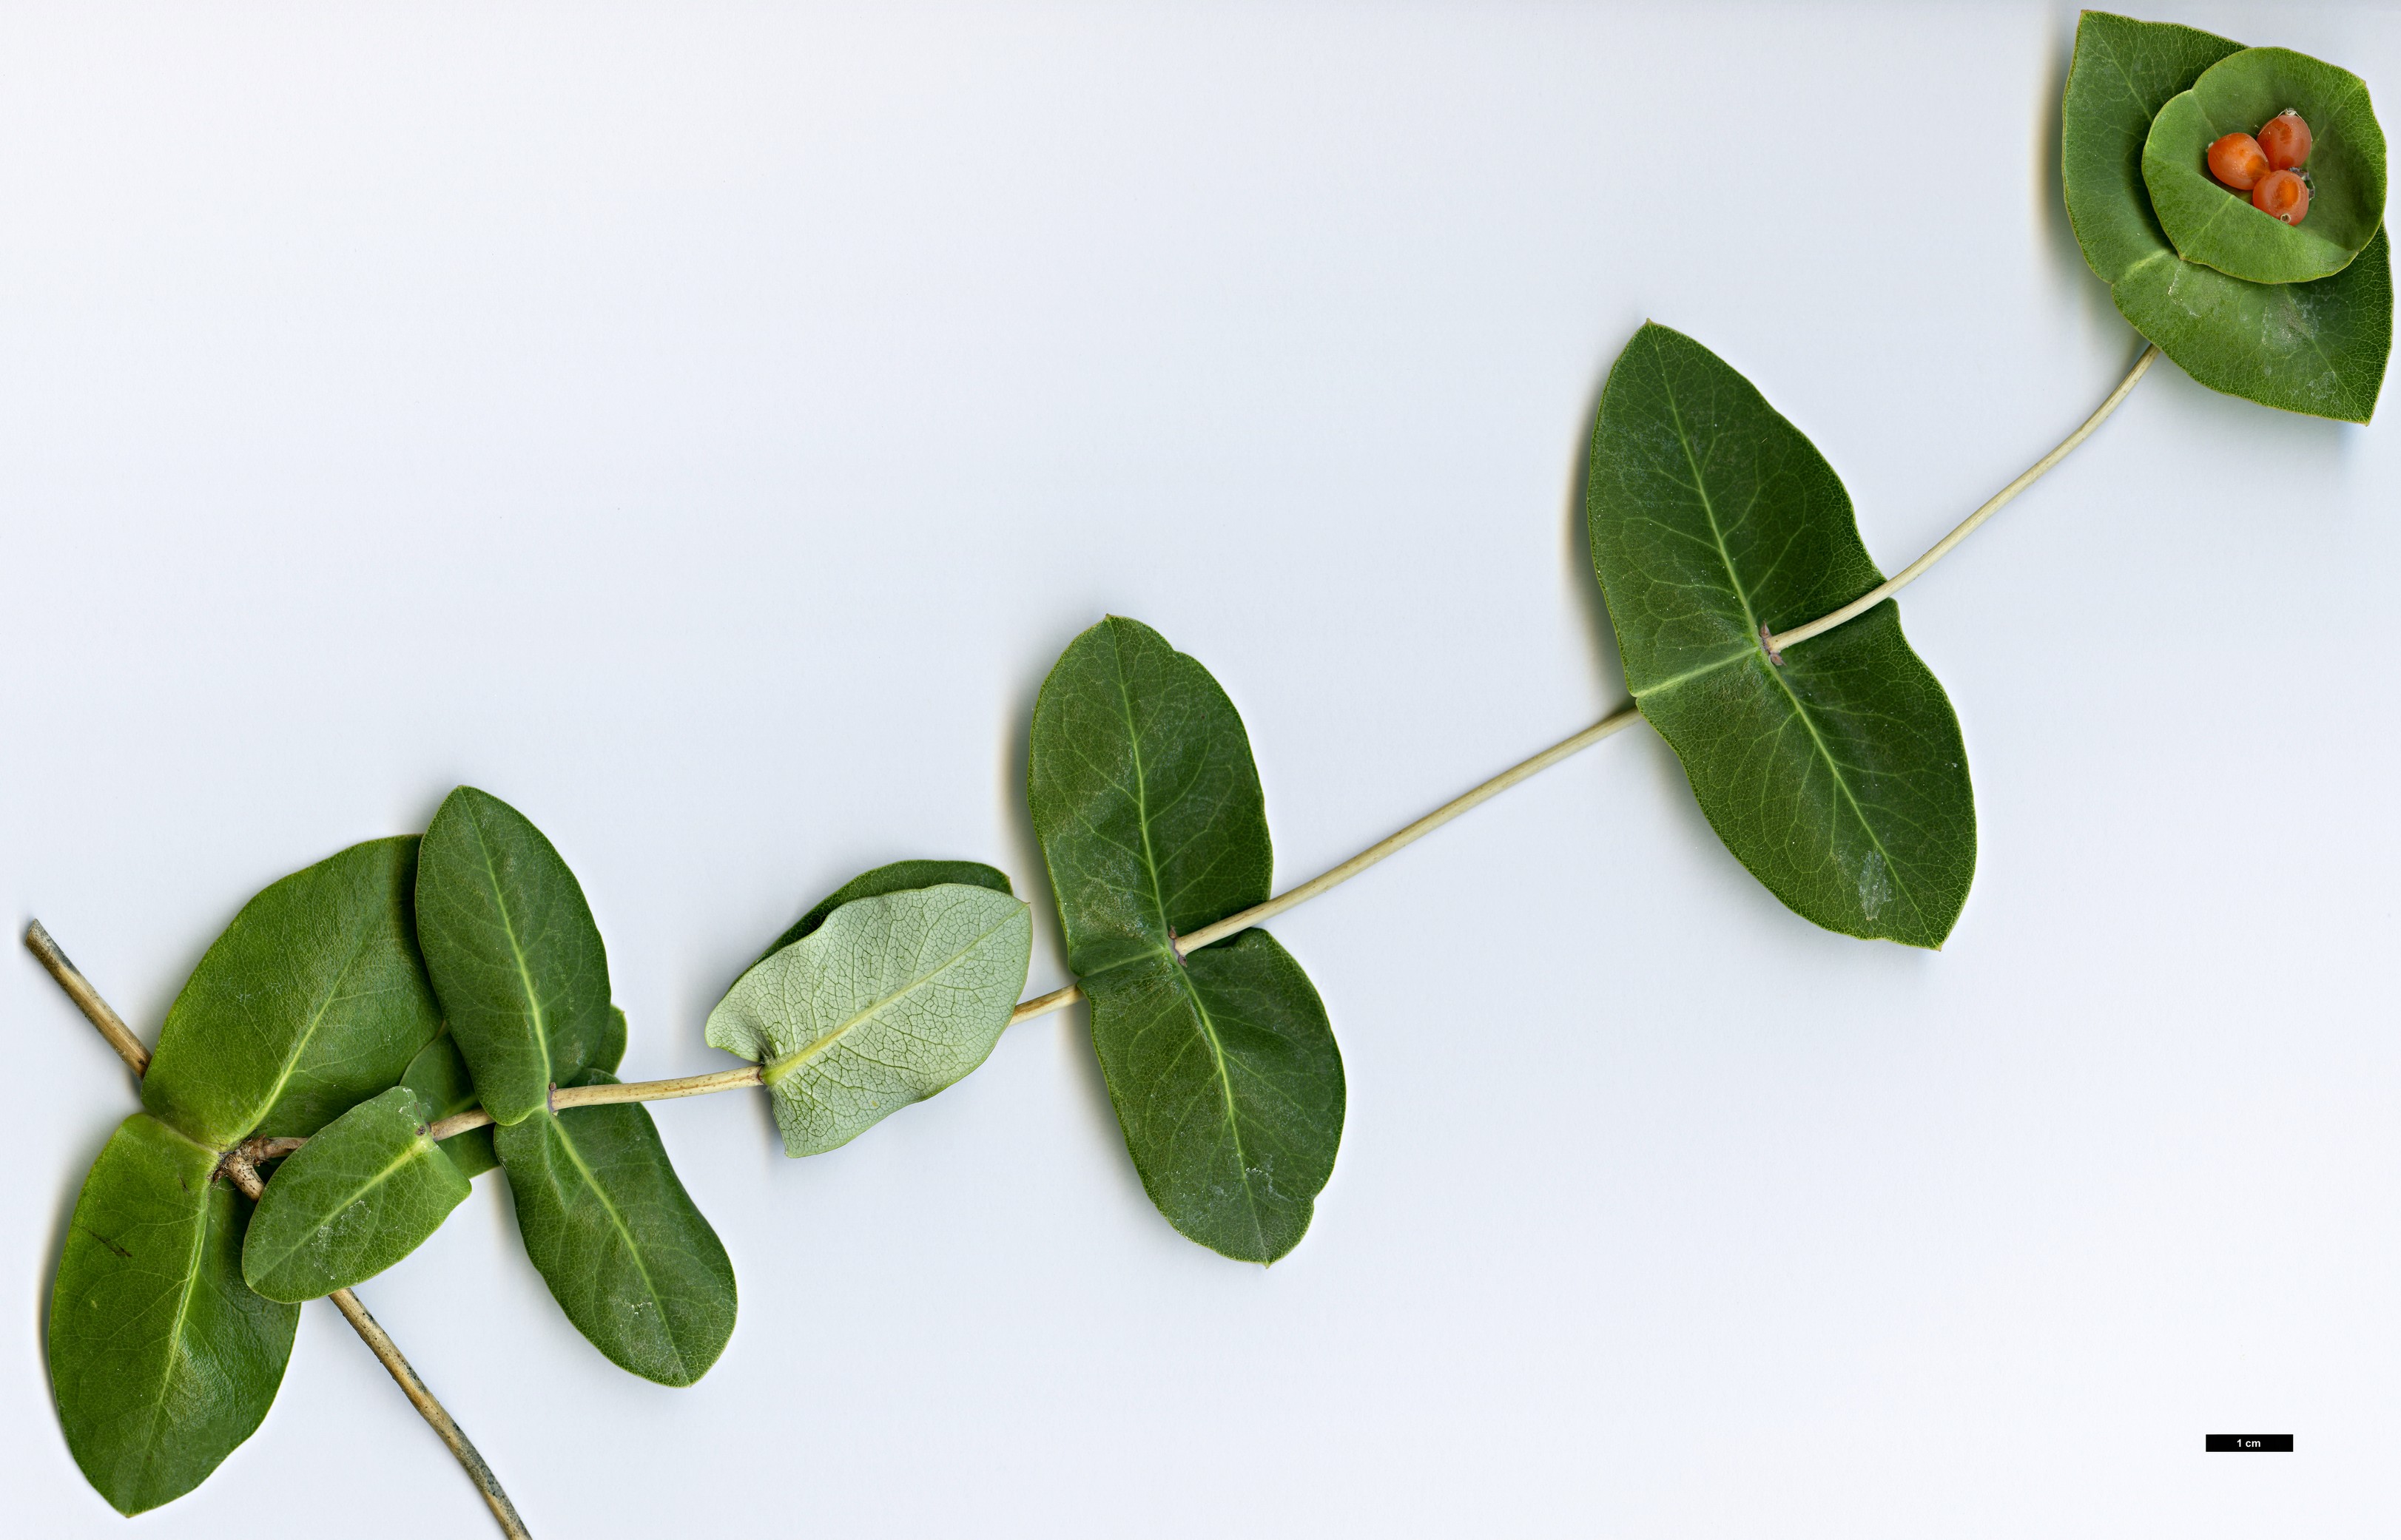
top-left (321, 1289), bottom-right (532, 1540)
top-left (25, 919), bottom-right (150, 1075)
top-left (27, 921), bottom-right (533, 1540)
top-left (423, 1065), bottom-right (765, 1143)
top-left (493, 701), bottom-right (1651, 1093)
top-left (1766, 342), bottom-right (2160, 655)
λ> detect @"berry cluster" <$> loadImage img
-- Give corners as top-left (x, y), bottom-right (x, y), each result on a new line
top-left (2207, 109), bottom-right (2315, 225)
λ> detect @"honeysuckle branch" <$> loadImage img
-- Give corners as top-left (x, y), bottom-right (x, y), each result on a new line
top-left (215, 348), bottom-right (2169, 1152)
top-left (417, 700), bottom-right (1651, 1135)
top-left (1765, 342), bottom-right (2161, 658)
top-left (24, 921), bottom-right (533, 1540)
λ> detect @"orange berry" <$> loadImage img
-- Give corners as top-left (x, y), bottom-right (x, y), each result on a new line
top-left (2257, 109), bottom-right (2312, 170)
top-left (2208, 132), bottom-right (2271, 190)
top-left (2252, 167), bottom-right (2309, 224)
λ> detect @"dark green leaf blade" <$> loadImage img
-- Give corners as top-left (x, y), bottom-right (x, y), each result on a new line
top-left (1028, 615), bottom-right (1272, 976)
top-left (48, 1115), bottom-right (299, 1515)
top-left (400, 1028), bottom-right (499, 1179)
top-left (2141, 47), bottom-right (2386, 285)
top-left (1585, 322), bottom-right (1976, 948)
top-left (1082, 933), bottom-right (1342, 1263)
top-left (2114, 226), bottom-right (2394, 422)
top-left (2062, 11), bottom-right (2393, 420)
top-left (707, 885), bottom-right (1034, 1155)
top-left (143, 835), bottom-right (443, 1149)
top-left (417, 787), bottom-right (616, 1127)
top-left (242, 1087), bottom-right (470, 1302)
top-left (759, 858), bottom-right (1014, 963)
top-left (494, 1073), bottom-right (736, 1386)
top-left (1028, 616), bottom-right (1345, 1261)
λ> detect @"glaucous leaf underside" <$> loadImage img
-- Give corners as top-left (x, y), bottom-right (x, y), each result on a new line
top-left (142, 836), bottom-right (443, 1149)
top-left (707, 884), bottom-right (1034, 1157)
top-left (49, 1115), bottom-right (298, 1516)
top-left (1586, 322), bottom-right (1976, 948)
top-left (494, 1073), bottom-right (738, 1387)
top-left (417, 786), bottom-right (619, 1127)
top-left (2064, 11), bottom-right (2391, 420)
top-left (757, 857), bottom-right (1014, 965)
top-left (1028, 615), bottom-right (1345, 1262)
top-left (2143, 47), bottom-right (2386, 285)
top-left (243, 1086), bottom-right (471, 1303)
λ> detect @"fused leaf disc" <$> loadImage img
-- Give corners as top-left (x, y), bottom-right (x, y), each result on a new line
top-left (2142, 47), bottom-right (2386, 285)
top-left (1586, 323), bottom-right (1975, 948)
top-left (2063, 11), bottom-right (2391, 420)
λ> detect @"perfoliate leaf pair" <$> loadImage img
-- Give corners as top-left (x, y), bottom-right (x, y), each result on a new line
top-left (416, 786), bottom-right (735, 1386)
top-left (2064, 12), bottom-right (2392, 421)
top-left (1587, 323), bottom-right (1977, 949)
top-left (50, 835), bottom-right (442, 1514)
top-left (1028, 616), bottom-right (1347, 1264)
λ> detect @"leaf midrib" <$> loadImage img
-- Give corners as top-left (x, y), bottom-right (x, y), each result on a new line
top-left (248, 1137), bottom-right (432, 1282)
top-left (762, 905), bottom-right (1023, 1085)
top-left (243, 911), bottom-right (380, 1146)
top-left (132, 1133), bottom-right (218, 1491)
top-left (465, 804), bottom-right (553, 1087)
top-left (1651, 331), bottom-right (1922, 922)
top-left (542, 1112), bottom-right (683, 1379)
top-left (1096, 626), bottom-right (1264, 1246)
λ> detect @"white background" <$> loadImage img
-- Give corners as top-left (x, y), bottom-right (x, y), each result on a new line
top-left (4, 3), bottom-right (2396, 1534)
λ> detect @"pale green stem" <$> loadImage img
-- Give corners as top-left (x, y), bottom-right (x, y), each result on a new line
top-left (1766, 343), bottom-right (2159, 658)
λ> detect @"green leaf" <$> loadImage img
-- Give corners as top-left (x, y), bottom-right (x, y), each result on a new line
top-left (2062, 11), bottom-right (2247, 285)
top-left (757, 858), bottom-right (1014, 965)
top-left (1585, 323), bottom-right (1976, 948)
top-left (241, 1087), bottom-right (470, 1303)
top-left (48, 1115), bottom-right (299, 1516)
top-left (144, 836), bottom-right (443, 1150)
top-left (2113, 226), bottom-right (2392, 420)
top-left (417, 787), bottom-right (617, 1127)
top-left (1028, 615), bottom-right (1345, 1263)
top-left (2142, 47), bottom-right (2386, 284)
top-left (400, 1029), bottom-right (499, 1179)
top-left (2062, 11), bottom-right (2393, 420)
top-left (706, 885), bottom-right (1034, 1156)
top-left (493, 1073), bottom-right (736, 1386)
top-left (1079, 933), bottom-right (1341, 1263)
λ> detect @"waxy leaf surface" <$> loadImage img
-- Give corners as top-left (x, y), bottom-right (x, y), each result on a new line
top-left (2143, 47), bottom-right (2386, 285)
top-left (707, 885), bottom-right (1033, 1156)
top-left (1586, 323), bottom-right (1975, 948)
top-left (494, 1073), bottom-right (736, 1386)
top-left (1028, 615), bottom-right (1344, 1262)
top-left (243, 1087), bottom-right (470, 1302)
top-left (759, 857), bottom-right (1014, 963)
top-left (417, 786), bottom-right (617, 1127)
top-left (49, 1115), bottom-right (298, 1515)
top-left (2064, 11), bottom-right (2392, 420)
top-left (143, 836), bottom-right (442, 1149)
